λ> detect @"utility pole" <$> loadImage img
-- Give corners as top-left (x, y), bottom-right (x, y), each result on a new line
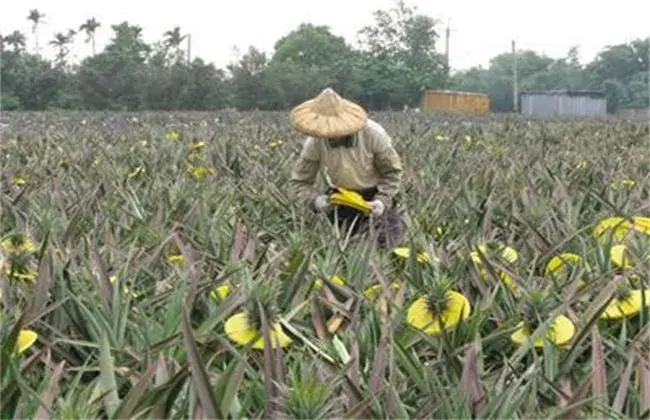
top-left (512, 40), bottom-right (519, 113)
top-left (187, 34), bottom-right (192, 65)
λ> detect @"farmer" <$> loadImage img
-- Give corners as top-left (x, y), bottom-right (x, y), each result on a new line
top-left (289, 87), bottom-right (405, 248)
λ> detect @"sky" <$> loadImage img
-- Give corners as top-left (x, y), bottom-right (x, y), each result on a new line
top-left (1, 0), bottom-right (649, 72)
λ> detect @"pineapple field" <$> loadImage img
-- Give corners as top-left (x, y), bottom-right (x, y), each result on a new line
top-left (2, 110), bottom-right (650, 419)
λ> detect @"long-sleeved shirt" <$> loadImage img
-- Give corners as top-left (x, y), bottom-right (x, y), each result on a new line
top-left (289, 118), bottom-right (404, 208)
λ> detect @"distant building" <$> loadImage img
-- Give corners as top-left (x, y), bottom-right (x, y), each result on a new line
top-left (420, 89), bottom-right (490, 116)
top-left (519, 90), bottom-right (607, 118)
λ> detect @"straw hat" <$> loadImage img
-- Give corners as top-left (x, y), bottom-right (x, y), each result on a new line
top-left (290, 88), bottom-right (368, 139)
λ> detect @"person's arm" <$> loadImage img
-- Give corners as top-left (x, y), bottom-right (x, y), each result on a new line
top-left (369, 122), bottom-right (403, 208)
top-left (289, 137), bottom-right (322, 210)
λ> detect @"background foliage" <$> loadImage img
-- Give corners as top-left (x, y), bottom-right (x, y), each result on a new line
top-left (1, 0), bottom-right (648, 113)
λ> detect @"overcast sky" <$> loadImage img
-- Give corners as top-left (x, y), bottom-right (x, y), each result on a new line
top-left (1, 0), bottom-right (648, 72)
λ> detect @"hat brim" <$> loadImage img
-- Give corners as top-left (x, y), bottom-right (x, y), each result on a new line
top-left (290, 98), bottom-right (368, 139)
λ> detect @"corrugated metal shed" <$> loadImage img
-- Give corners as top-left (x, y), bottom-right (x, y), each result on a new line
top-left (519, 90), bottom-right (607, 117)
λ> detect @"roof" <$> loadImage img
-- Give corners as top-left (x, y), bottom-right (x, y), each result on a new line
top-left (520, 89), bottom-right (605, 99)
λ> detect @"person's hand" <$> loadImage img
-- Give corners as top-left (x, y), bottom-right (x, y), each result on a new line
top-left (369, 199), bottom-right (385, 217)
top-left (312, 195), bottom-right (331, 212)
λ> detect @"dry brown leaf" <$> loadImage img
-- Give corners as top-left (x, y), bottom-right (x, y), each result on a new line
top-left (639, 349), bottom-right (650, 412)
top-left (591, 327), bottom-right (608, 403)
top-left (230, 219), bottom-right (247, 262)
top-left (612, 355), bottom-right (635, 413)
top-left (34, 360), bottom-right (65, 420)
top-left (559, 376), bottom-right (572, 407)
top-left (562, 372), bottom-right (593, 419)
top-left (310, 299), bottom-right (328, 340)
top-left (459, 343), bottom-right (486, 415)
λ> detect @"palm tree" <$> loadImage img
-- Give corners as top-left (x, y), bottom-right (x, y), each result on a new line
top-left (79, 17), bottom-right (100, 55)
top-left (163, 26), bottom-right (187, 62)
top-left (5, 31), bottom-right (27, 52)
top-left (27, 9), bottom-right (46, 54)
top-left (50, 30), bottom-right (75, 64)
top-left (66, 28), bottom-right (76, 50)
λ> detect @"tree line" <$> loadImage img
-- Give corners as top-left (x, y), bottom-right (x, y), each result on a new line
top-left (1, 1), bottom-right (648, 113)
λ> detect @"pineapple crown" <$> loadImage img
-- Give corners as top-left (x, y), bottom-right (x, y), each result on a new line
top-left (5, 233), bottom-right (25, 246)
top-left (522, 290), bottom-right (558, 331)
top-left (425, 273), bottom-right (454, 316)
top-left (614, 278), bottom-right (633, 301)
top-left (243, 280), bottom-right (280, 331)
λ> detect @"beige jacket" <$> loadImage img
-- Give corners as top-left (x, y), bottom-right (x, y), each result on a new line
top-left (289, 119), bottom-right (403, 208)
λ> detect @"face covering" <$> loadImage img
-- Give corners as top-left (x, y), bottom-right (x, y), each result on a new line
top-left (326, 134), bottom-right (355, 149)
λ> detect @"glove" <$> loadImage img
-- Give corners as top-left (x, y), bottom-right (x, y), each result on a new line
top-left (312, 195), bottom-right (331, 212)
top-left (369, 199), bottom-right (386, 217)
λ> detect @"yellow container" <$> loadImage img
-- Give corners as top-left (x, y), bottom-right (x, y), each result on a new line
top-left (420, 89), bottom-right (490, 116)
